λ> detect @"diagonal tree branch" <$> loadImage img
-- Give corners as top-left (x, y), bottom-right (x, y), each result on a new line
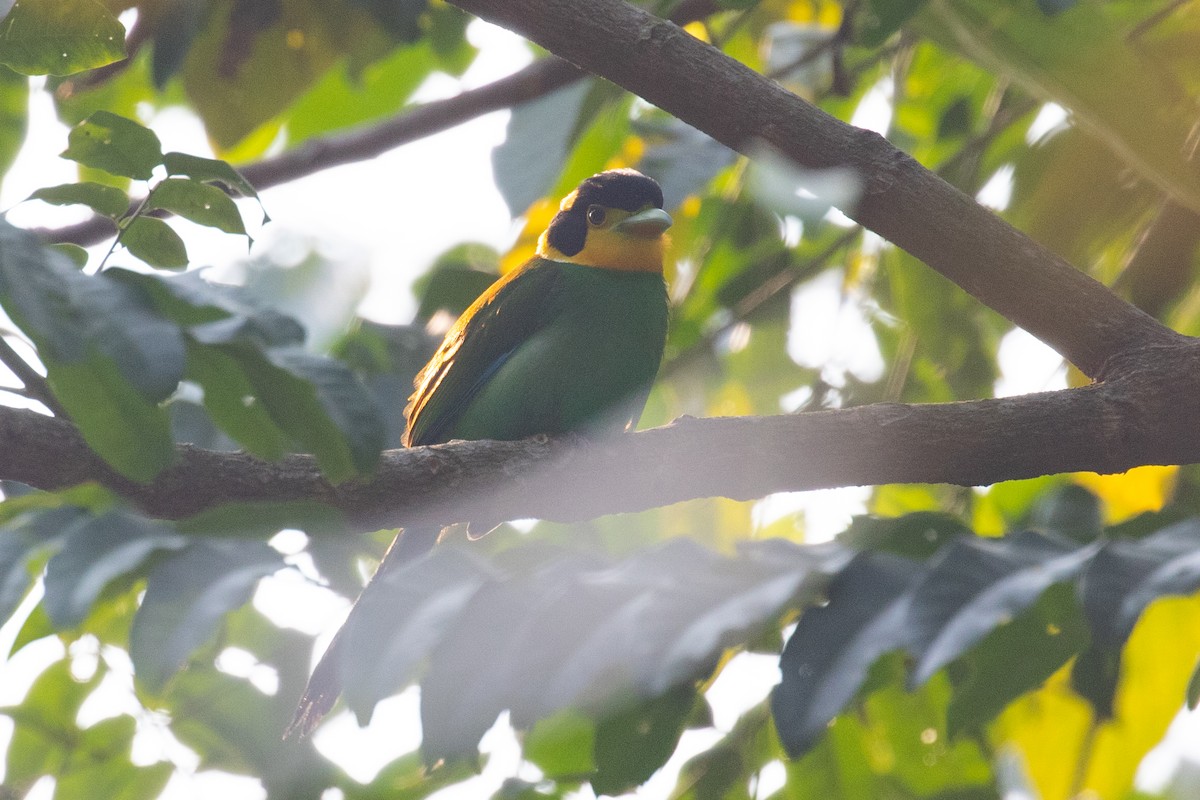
top-left (444, 0), bottom-right (1182, 380)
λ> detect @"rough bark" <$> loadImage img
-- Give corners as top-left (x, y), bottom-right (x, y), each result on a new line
top-left (4, 337), bottom-right (1197, 531)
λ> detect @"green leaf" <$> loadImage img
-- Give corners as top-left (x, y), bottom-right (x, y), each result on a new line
top-left (839, 511), bottom-right (972, 559)
top-left (162, 151), bottom-right (258, 199)
top-left (418, 539), bottom-right (837, 763)
top-left (50, 242), bottom-right (89, 268)
top-left (0, 0), bottom-right (126, 76)
top-left (0, 64), bottom-right (28, 177)
top-left (30, 181), bottom-right (129, 217)
top-left (353, 0), bottom-right (426, 40)
top-left (145, 177), bottom-right (247, 236)
top-left (1073, 519), bottom-right (1200, 717)
top-left (413, 244), bottom-right (500, 322)
top-left (107, 268), bottom-right (304, 345)
top-left (524, 711), bottom-right (597, 780)
top-left (178, 0), bottom-right (391, 150)
top-left (1188, 658), bottom-right (1200, 711)
top-left (343, 546), bottom-right (492, 724)
top-left (45, 354), bottom-right (176, 483)
top-left (860, 0), bottom-right (928, 47)
top-left (102, 268), bottom-right (378, 474)
top-left (0, 505), bottom-right (86, 623)
top-left (129, 540), bottom-right (283, 692)
top-left (1, 658), bottom-right (101, 785)
top-left (121, 216), bottom-right (188, 269)
top-left (1028, 484), bottom-right (1104, 543)
top-left (946, 581), bottom-right (1088, 737)
top-left (0, 223), bottom-right (184, 480)
top-left (42, 511), bottom-right (186, 628)
top-left (771, 552), bottom-right (924, 758)
top-left (62, 111), bottom-right (163, 180)
top-left (907, 531), bottom-right (1096, 685)
top-left (183, 341), bottom-right (287, 460)
top-left (592, 685), bottom-right (698, 796)
top-left (149, 0), bottom-right (205, 88)
top-left (493, 80), bottom-right (593, 216)
top-left (284, 39), bottom-right (436, 148)
top-left (919, 1), bottom-right (1200, 213)
top-left (58, 753), bottom-right (172, 800)
top-left (174, 499), bottom-right (344, 539)
top-left (637, 117), bottom-right (736, 208)
top-left (229, 347), bottom-right (385, 481)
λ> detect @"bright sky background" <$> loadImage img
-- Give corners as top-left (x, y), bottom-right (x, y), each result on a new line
top-left (0, 14), bottom-right (1197, 800)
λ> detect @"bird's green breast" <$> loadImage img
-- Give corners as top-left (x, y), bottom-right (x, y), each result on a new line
top-left (443, 262), bottom-right (668, 442)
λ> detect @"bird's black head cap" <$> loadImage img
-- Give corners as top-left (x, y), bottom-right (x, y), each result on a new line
top-left (546, 169), bottom-right (665, 257)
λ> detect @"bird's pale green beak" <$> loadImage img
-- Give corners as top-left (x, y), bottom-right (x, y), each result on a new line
top-left (615, 207), bottom-right (673, 238)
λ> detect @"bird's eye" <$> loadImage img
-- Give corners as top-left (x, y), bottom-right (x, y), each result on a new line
top-left (586, 205), bottom-right (606, 226)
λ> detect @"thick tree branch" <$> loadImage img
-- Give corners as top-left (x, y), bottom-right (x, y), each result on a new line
top-left (2, 338), bottom-right (1197, 530)
top-left (445, 0), bottom-right (1181, 380)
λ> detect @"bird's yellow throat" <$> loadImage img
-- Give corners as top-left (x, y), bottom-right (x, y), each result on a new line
top-left (537, 227), bottom-right (667, 273)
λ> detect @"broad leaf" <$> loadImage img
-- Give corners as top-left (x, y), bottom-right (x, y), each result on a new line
top-left (1, 659), bottom-right (102, 785)
top-left (342, 546), bottom-right (493, 724)
top-left (419, 539), bottom-right (837, 762)
top-left (62, 111), bottom-right (163, 180)
top-left (0, 505), bottom-right (90, 623)
top-left (0, 223), bottom-right (183, 479)
top-left (121, 216), bottom-right (188, 269)
top-left (1073, 519), bottom-right (1200, 716)
top-left (592, 685), bottom-right (699, 796)
top-left (234, 347), bottom-right (385, 481)
top-left (493, 80), bottom-right (593, 216)
top-left (108, 268), bottom-right (304, 345)
top-left (30, 181), bottom-right (129, 218)
top-left (129, 539), bottom-right (283, 692)
top-left (163, 151), bottom-right (259, 199)
top-left (0, 0), bottom-right (125, 76)
top-left (907, 530), bottom-right (1096, 684)
top-left (145, 177), bottom-right (248, 236)
top-left (771, 552), bottom-right (924, 757)
top-left (42, 510), bottom-right (186, 628)
top-left (44, 354), bottom-right (176, 482)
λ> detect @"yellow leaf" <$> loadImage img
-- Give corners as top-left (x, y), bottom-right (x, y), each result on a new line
top-left (683, 21), bottom-right (710, 43)
top-left (993, 595), bottom-right (1200, 798)
top-left (500, 197), bottom-right (558, 274)
top-left (1072, 465), bottom-right (1177, 523)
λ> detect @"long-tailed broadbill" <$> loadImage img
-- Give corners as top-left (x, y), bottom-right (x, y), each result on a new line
top-left (288, 169), bottom-right (673, 735)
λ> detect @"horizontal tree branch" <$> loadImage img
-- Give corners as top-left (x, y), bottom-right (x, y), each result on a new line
top-left (2, 336), bottom-right (1196, 531)
top-left (446, 0), bottom-right (1182, 380)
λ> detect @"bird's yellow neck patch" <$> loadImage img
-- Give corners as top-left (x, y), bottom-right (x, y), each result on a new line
top-left (538, 228), bottom-right (666, 273)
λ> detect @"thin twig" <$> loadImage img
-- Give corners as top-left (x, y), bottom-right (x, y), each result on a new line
top-left (1127, 0), bottom-right (1190, 42)
top-left (1067, 716), bottom-right (1100, 798)
top-left (0, 337), bottom-right (63, 415)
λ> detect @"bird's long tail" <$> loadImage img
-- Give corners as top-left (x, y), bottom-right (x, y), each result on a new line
top-left (285, 525), bottom-right (440, 738)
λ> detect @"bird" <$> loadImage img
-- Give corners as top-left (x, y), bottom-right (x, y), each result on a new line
top-left (287, 168), bottom-right (673, 736)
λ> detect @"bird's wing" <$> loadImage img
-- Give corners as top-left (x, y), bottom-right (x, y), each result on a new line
top-left (404, 259), bottom-right (567, 446)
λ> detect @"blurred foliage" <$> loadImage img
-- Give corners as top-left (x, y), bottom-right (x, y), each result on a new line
top-left (3, 1), bottom-right (1200, 799)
